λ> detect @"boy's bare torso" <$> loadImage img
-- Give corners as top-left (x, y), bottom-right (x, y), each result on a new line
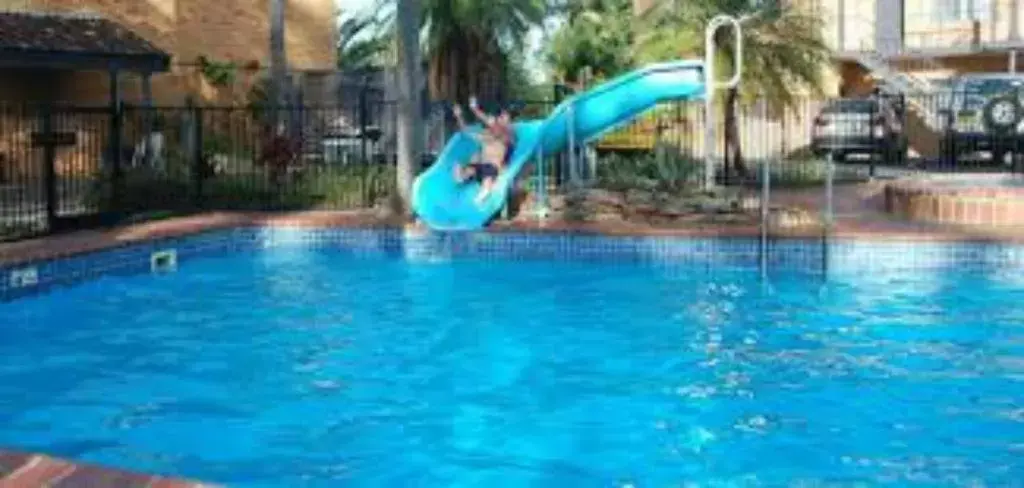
top-left (479, 129), bottom-right (510, 167)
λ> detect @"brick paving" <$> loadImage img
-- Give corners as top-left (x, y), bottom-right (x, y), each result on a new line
top-left (0, 451), bottom-right (211, 487)
top-left (766, 181), bottom-right (1024, 242)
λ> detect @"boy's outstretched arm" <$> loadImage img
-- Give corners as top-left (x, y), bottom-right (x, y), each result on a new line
top-left (452, 104), bottom-right (468, 129)
top-left (468, 96), bottom-right (495, 128)
top-left (452, 104), bottom-right (482, 142)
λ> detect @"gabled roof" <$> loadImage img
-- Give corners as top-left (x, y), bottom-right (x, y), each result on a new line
top-left (0, 11), bottom-right (170, 72)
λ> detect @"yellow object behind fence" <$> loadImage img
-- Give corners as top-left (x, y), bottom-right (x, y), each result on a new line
top-left (594, 108), bottom-right (691, 151)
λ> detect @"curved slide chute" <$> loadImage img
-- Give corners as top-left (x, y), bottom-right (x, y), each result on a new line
top-left (411, 60), bottom-right (707, 231)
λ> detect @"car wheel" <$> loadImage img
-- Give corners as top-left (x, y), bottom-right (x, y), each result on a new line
top-left (984, 95), bottom-right (1024, 137)
top-left (993, 148), bottom-right (1016, 167)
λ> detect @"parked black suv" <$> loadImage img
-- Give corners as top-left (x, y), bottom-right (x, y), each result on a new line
top-left (811, 97), bottom-right (907, 163)
top-left (939, 74), bottom-right (1024, 165)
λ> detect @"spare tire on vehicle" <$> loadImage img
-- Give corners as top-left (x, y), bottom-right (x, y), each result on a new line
top-left (983, 94), bottom-right (1023, 135)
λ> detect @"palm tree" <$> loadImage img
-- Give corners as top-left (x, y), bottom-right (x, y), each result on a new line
top-left (637, 0), bottom-right (830, 179)
top-left (377, 0), bottom-right (546, 104)
top-left (395, 0), bottom-right (423, 211)
top-left (423, 0), bottom-right (546, 103)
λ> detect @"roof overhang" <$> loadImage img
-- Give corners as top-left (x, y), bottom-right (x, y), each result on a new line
top-left (0, 48), bottom-right (170, 73)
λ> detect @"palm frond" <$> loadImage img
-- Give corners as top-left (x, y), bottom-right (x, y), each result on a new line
top-left (635, 0), bottom-right (831, 110)
top-left (337, 10), bottom-right (393, 70)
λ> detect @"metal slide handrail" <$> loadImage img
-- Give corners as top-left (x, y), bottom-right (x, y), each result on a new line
top-left (703, 14), bottom-right (744, 190)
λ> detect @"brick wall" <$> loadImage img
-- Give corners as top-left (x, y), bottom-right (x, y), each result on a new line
top-left (10, 0), bottom-right (337, 104)
top-left (32, 0), bottom-right (336, 69)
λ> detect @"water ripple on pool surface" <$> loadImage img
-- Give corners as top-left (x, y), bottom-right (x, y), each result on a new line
top-left (0, 248), bottom-right (1023, 487)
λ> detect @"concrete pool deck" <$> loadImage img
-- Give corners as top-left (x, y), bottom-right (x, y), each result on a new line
top-left (1, 182), bottom-right (1023, 485)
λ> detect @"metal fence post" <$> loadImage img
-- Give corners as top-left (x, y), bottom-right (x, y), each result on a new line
top-left (40, 103), bottom-right (57, 229)
top-left (190, 99), bottom-right (204, 208)
top-left (536, 142), bottom-right (547, 222)
top-left (822, 150), bottom-right (835, 277)
top-left (567, 102), bottom-right (577, 187)
top-left (359, 83), bottom-right (369, 164)
top-left (703, 92), bottom-right (716, 190)
top-left (358, 83), bottom-right (370, 206)
top-left (109, 103), bottom-right (123, 214)
top-left (869, 90), bottom-right (880, 179)
top-left (760, 155), bottom-right (770, 279)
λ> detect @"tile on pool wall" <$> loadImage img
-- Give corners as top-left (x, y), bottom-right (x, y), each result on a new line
top-left (825, 239), bottom-right (1024, 276)
top-left (253, 226), bottom-right (405, 256)
top-left (401, 231), bottom-right (773, 271)
top-left (0, 229), bottom-right (239, 301)
top-left (5, 226), bottom-right (1024, 301)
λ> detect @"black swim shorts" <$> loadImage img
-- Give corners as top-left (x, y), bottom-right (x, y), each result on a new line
top-left (468, 162), bottom-right (499, 180)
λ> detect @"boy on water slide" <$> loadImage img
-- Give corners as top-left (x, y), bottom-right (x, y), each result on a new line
top-left (452, 96), bottom-right (516, 205)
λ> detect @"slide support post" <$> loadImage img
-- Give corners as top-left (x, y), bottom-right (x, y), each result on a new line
top-left (535, 141), bottom-right (549, 222)
top-left (568, 102), bottom-right (578, 187)
top-left (581, 67), bottom-right (596, 183)
top-left (703, 14), bottom-right (744, 191)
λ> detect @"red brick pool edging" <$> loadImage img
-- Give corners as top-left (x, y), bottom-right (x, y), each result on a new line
top-left (884, 180), bottom-right (1024, 227)
top-left (0, 450), bottom-right (213, 487)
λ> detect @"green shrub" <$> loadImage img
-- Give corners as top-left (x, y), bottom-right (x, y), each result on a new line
top-left (85, 169), bottom-right (193, 214)
top-left (595, 143), bottom-right (701, 193)
top-left (304, 165), bottom-right (396, 208)
top-left (85, 164), bottom-right (397, 216)
top-left (593, 149), bottom-right (867, 192)
top-left (749, 158), bottom-right (867, 188)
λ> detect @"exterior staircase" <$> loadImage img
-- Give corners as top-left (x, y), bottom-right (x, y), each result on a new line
top-left (852, 50), bottom-right (947, 160)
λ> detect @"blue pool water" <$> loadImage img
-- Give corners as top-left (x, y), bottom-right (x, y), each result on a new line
top-left (1, 248), bottom-right (1023, 487)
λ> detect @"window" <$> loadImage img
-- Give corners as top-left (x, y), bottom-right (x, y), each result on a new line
top-left (932, 0), bottom-right (991, 23)
top-left (0, 0), bottom-right (32, 10)
top-left (822, 99), bottom-right (877, 115)
top-left (961, 77), bottom-right (1024, 108)
top-left (950, 76), bottom-right (1024, 110)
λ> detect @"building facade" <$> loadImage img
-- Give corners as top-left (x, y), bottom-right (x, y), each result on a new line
top-left (0, 0), bottom-right (337, 104)
top-left (633, 0), bottom-right (1024, 94)
top-left (820, 0), bottom-right (1023, 94)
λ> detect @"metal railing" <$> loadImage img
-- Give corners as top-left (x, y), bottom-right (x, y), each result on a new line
top-left (0, 101), bottom-right (401, 242)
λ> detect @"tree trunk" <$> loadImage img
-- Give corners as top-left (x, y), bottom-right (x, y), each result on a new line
top-left (723, 86), bottom-right (748, 183)
top-left (395, 0), bottom-right (423, 213)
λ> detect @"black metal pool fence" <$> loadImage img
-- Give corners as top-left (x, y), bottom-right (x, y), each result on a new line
top-left (0, 91), bottom-right (1020, 241)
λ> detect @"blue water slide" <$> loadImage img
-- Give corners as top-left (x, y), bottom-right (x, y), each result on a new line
top-left (411, 60), bottom-right (707, 231)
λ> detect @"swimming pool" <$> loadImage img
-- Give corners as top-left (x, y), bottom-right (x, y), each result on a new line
top-left (1, 230), bottom-right (1023, 486)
